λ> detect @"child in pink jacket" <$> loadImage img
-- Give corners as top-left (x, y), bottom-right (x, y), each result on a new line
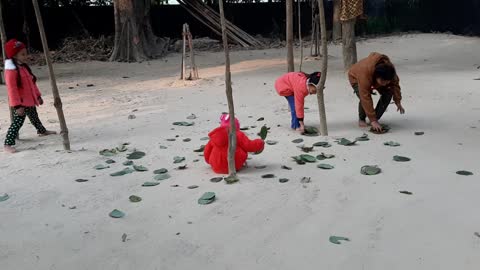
top-left (3, 39), bottom-right (56, 153)
top-left (274, 71), bottom-right (321, 133)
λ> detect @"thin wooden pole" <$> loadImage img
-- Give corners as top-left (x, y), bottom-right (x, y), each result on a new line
top-left (286, 0), bottom-right (294, 72)
top-left (31, 0), bottom-right (70, 150)
top-left (181, 24), bottom-right (186, 80)
top-left (186, 24), bottom-right (199, 80)
top-left (316, 0), bottom-right (328, 136)
top-left (297, 0), bottom-right (303, 71)
top-left (218, 0), bottom-right (238, 180)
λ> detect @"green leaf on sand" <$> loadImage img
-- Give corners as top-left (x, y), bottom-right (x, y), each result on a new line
top-left (109, 209), bottom-right (125, 218)
top-left (337, 138), bottom-right (357, 146)
top-left (279, 178), bottom-right (289, 183)
top-left (210, 177), bottom-right (224, 183)
top-left (154, 168), bottom-right (168, 174)
top-left (292, 156), bottom-right (306, 165)
top-left (142, 182), bottom-right (160, 187)
top-left (329, 236), bottom-right (350, 245)
top-left (186, 114), bottom-right (197, 120)
top-left (188, 185), bottom-right (199, 189)
top-left (116, 145), bottom-right (128, 152)
top-left (154, 174), bottom-right (171, 181)
top-left (75, 179), bottom-right (89, 183)
top-left (99, 149), bottom-right (117, 157)
top-left (456, 170), bottom-right (473, 176)
top-left (225, 175), bottom-right (239, 184)
top-left (173, 121), bottom-right (194, 126)
top-left (261, 174), bottom-right (275, 179)
top-left (384, 141), bottom-right (400, 147)
top-left (240, 127), bottom-right (250, 131)
top-left (317, 163), bottom-right (335, 170)
top-left (361, 165), bottom-right (382, 175)
top-left (281, 165), bottom-right (292, 170)
top-left (173, 156), bottom-right (186, 164)
top-left (299, 154), bottom-right (316, 163)
top-left (198, 192), bottom-right (216, 205)
top-left (255, 165), bottom-right (267, 169)
top-left (183, 138), bottom-right (191, 142)
top-left (316, 153), bottom-right (335, 160)
top-left (393, 155), bottom-right (411, 162)
top-left (110, 167), bottom-right (134, 177)
top-left (303, 126), bottom-right (319, 137)
top-left (258, 125), bottom-right (268, 140)
top-left (133, 165), bottom-right (148, 171)
top-left (257, 117), bottom-right (265, 121)
top-left (313, 141), bottom-right (332, 148)
top-left (194, 145), bottom-right (205, 152)
top-left (129, 195), bottom-right (142, 203)
top-left (414, 131), bottom-right (425, 136)
top-left (266, 140), bottom-right (278, 145)
top-left (0, 193), bottom-right (10, 202)
top-left (123, 160), bottom-right (134, 166)
top-left (127, 151), bottom-right (146, 160)
top-left (177, 164), bottom-right (188, 170)
top-left (106, 159), bottom-right (116, 164)
top-left (94, 164), bottom-right (110, 170)
top-left (299, 145), bottom-right (314, 153)
top-left (356, 133), bottom-right (370, 141)
top-left (292, 138), bottom-right (304, 144)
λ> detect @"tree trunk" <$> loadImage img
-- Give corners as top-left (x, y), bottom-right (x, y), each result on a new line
top-left (218, 0), bottom-right (238, 181)
top-left (332, 0), bottom-right (342, 43)
top-left (31, 0), bottom-right (71, 150)
top-left (342, 19), bottom-right (357, 70)
top-left (286, 0), bottom-right (294, 72)
top-left (110, 0), bottom-right (167, 62)
top-left (316, 0), bottom-right (328, 136)
top-left (297, 0), bottom-right (303, 71)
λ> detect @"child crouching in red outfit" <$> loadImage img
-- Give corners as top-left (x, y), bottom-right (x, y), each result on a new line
top-left (204, 114), bottom-right (265, 174)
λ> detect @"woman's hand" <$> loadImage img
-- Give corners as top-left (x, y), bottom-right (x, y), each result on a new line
top-left (371, 121), bottom-right (383, 132)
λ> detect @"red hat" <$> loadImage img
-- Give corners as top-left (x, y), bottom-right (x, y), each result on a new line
top-left (5, 39), bottom-right (26, 59)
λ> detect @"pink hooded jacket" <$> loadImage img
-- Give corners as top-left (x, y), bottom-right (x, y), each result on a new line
top-left (4, 59), bottom-right (41, 107)
top-left (274, 72), bottom-right (309, 118)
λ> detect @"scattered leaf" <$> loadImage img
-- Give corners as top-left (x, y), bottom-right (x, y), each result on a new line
top-left (384, 141), bottom-right (400, 147)
top-left (109, 209), bottom-right (125, 218)
top-left (255, 165), bottom-right (267, 169)
top-left (122, 233), bottom-right (127, 242)
top-left (317, 163), bottom-right (335, 170)
top-left (159, 145), bottom-right (168, 149)
top-left (110, 167), bottom-right (134, 177)
top-left (188, 185), bottom-right (199, 189)
top-left (414, 131), bottom-right (425, 136)
top-left (173, 121), bottom-right (194, 126)
top-left (300, 177), bottom-right (311, 183)
top-left (399, 191), bottom-right (413, 195)
top-left (106, 159), bottom-right (116, 164)
top-left (281, 165), bottom-right (292, 170)
top-left (154, 174), bottom-right (171, 181)
top-left (475, 232), bottom-right (480, 238)
top-left (292, 138), bottom-right (304, 144)
top-left (361, 165), bottom-right (381, 175)
top-left (393, 155), bottom-right (411, 162)
top-left (356, 133), bottom-right (370, 141)
top-left (258, 125), bottom-right (268, 140)
top-left (240, 127), bottom-right (250, 131)
top-left (261, 174), bottom-right (275, 179)
top-left (0, 193), bottom-right (10, 202)
top-left (129, 195), bottom-right (142, 202)
top-left (116, 145), bottom-right (128, 152)
top-left (210, 177), bottom-right (223, 183)
top-left (329, 236), bottom-right (350, 245)
top-left (279, 178), bottom-right (289, 183)
top-left (133, 165), bottom-right (148, 172)
top-left (174, 156), bottom-right (186, 164)
top-left (75, 179), bottom-right (89, 183)
top-left (194, 145), bottom-right (205, 152)
top-left (456, 170), bottom-right (474, 176)
top-left (99, 149), bottom-right (117, 157)
top-left (142, 182), bottom-right (160, 187)
top-left (313, 141), bottom-right (332, 148)
top-left (127, 151), bottom-right (146, 160)
top-left (186, 114), bottom-right (197, 120)
top-left (154, 168), bottom-right (168, 174)
top-left (198, 192), bottom-right (216, 205)
top-left (123, 160), bottom-right (134, 166)
top-left (225, 175), bottom-right (239, 184)
top-left (177, 164), bottom-right (188, 170)
top-left (128, 115), bottom-right (136, 120)
top-left (337, 138), bottom-right (357, 146)
top-left (257, 117), bottom-right (265, 121)
top-left (166, 138), bottom-right (176, 142)
top-left (316, 153), bottom-right (335, 160)
top-left (292, 156), bottom-right (306, 165)
top-left (266, 140), bottom-right (278, 145)
top-left (250, 125), bottom-right (257, 128)
top-left (183, 138), bottom-right (191, 142)
top-left (299, 145), bottom-right (314, 153)
top-left (94, 164), bottom-right (110, 170)
top-left (299, 154), bottom-right (316, 163)
top-left (303, 126), bottom-right (319, 137)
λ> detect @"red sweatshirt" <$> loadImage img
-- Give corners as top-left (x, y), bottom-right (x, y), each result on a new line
top-left (4, 59), bottom-right (41, 108)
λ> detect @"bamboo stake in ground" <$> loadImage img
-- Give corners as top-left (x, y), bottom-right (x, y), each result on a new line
top-left (31, 0), bottom-right (71, 150)
top-left (186, 24), bottom-right (199, 80)
top-left (218, 0), bottom-right (238, 181)
top-left (316, 0), bottom-right (328, 136)
top-left (297, 0), bottom-right (303, 71)
top-left (181, 24), bottom-right (187, 80)
top-left (286, 0), bottom-right (294, 72)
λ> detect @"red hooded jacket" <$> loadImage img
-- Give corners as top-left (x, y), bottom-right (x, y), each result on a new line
top-left (204, 126), bottom-right (265, 174)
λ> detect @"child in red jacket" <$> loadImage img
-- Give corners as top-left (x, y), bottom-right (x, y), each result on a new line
top-left (3, 39), bottom-right (56, 153)
top-left (204, 114), bottom-right (265, 174)
top-left (275, 71), bottom-right (321, 133)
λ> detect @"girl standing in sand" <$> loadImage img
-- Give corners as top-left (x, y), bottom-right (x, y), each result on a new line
top-left (274, 71), bottom-right (321, 134)
top-left (3, 39), bottom-right (56, 153)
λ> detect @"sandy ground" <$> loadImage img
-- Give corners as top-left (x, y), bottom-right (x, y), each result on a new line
top-left (0, 34), bottom-right (479, 270)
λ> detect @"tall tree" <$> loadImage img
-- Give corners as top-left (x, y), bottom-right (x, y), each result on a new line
top-left (286, 0), bottom-right (294, 72)
top-left (341, 0), bottom-right (361, 70)
top-left (110, 0), bottom-right (167, 62)
top-left (316, 0), bottom-right (328, 136)
top-left (218, 0), bottom-right (238, 182)
top-left (32, 0), bottom-right (71, 150)
top-left (332, 0), bottom-right (342, 43)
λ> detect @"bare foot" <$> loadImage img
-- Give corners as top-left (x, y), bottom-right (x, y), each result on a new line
top-left (358, 120), bottom-right (368, 128)
top-left (4, 145), bottom-right (17, 153)
top-left (39, 130), bottom-right (57, 137)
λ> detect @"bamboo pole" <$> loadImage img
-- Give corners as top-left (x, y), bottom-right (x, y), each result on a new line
top-left (286, 0), bottom-right (294, 72)
top-left (218, 0), bottom-right (238, 181)
top-left (186, 24), bottom-right (199, 79)
top-left (31, 0), bottom-right (70, 150)
top-left (181, 24), bottom-right (186, 80)
top-left (297, 0), bottom-right (303, 71)
top-left (316, 0), bottom-right (328, 136)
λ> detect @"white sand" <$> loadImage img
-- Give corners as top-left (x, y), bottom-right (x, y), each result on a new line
top-left (1, 34), bottom-right (479, 270)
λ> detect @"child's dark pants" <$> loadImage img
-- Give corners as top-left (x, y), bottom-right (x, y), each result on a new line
top-left (4, 107), bottom-right (47, 146)
top-left (352, 84), bottom-right (393, 121)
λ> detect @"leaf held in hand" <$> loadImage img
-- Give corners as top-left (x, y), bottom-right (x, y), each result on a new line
top-left (393, 155), bottom-right (411, 162)
top-left (258, 125), bottom-right (268, 140)
top-left (129, 195), bottom-right (142, 202)
top-left (361, 165), bottom-right (381, 175)
top-left (127, 151), bottom-right (146, 160)
top-left (109, 209), bottom-right (125, 218)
